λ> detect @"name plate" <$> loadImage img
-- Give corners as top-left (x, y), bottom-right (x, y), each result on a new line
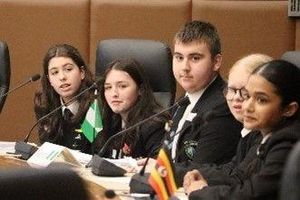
top-left (27, 142), bottom-right (81, 168)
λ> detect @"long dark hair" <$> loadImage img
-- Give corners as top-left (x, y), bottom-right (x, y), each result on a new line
top-left (101, 58), bottom-right (166, 147)
top-left (34, 44), bottom-right (96, 143)
top-left (245, 59), bottom-right (300, 176)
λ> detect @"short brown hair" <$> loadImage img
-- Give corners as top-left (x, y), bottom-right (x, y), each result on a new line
top-left (174, 20), bottom-right (221, 57)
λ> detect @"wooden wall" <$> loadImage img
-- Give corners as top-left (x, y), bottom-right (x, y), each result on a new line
top-left (0, 0), bottom-right (297, 142)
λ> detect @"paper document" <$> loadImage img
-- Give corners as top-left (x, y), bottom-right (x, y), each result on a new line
top-left (0, 141), bottom-right (15, 154)
top-left (105, 157), bottom-right (138, 170)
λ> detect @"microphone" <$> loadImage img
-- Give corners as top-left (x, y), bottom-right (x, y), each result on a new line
top-left (90, 96), bottom-right (190, 177)
top-left (0, 74), bottom-right (41, 98)
top-left (97, 96), bottom-right (190, 157)
top-left (129, 134), bottom-right (179, 195)
top-left (14, 81), bottom-right (100, 160)
top-left (129, 97), bottom-right (190, 194)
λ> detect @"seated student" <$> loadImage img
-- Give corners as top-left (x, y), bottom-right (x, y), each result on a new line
top-left (138, 20), bottom-right (242, 169)
top-left (98, 58), bottom-right (169, 159)
top-left (183, 59), bottom-right (300, 200)
top-left (34, 44), bottom-right (99, 154)
top-left (175, 53), bottom-right (272, 185)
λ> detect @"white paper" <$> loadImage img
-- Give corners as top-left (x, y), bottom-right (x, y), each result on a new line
top-left (104, 157), bottom-right (138, 169)
top-left (0, 141), bottom-right (15, 154)
top-left (69, 149), bottom-right (92, 166)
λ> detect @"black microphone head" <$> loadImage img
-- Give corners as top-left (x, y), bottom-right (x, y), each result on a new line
top-left (91, 155), bottom-right (126, 176)
top-left (30, 74), bottom-right (41, 82)
top-left (129, 173), bottom-right (155, 194)
top-left (177, 96), bottom-right (190, 107)
top-left (91, 77), bottom-right (104, 89)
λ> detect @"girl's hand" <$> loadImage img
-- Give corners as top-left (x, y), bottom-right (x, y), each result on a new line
top-left (183, 169), bottom-right (208, 195)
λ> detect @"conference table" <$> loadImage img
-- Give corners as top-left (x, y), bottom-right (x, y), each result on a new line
top-left (0, 141), bottom-right (187, 200)
top-left (0, 154), bottom-right (107, 200)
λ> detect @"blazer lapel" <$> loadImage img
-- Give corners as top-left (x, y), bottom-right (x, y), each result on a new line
top-left (177, 75), bottom-right (226, 142)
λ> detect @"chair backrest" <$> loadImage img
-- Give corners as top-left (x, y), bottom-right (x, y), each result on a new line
top-left (0, 168), bottom-right (89, 200)
top-left (280, 141), bottom-right (300, 200)
top-left (95, 39), bottom-right (176, 108)
top-left (281, 51), bottom-right (300, 69)
top-left (0, 41), bottom-right (11, 113)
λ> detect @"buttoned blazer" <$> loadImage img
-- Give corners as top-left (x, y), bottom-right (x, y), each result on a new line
top-left (189, 119), bottom-right (300, 200)
top-left (172, 75), bottom-right (242, 164)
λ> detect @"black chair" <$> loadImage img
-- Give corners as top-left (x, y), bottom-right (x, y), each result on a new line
top-left (280, 141), bottom-right (300, 200)
top-left (281, 51), bottom-right (300, 69)
top-left (95, 39), bottom-right (176, 108)
top-left (0, 41), bottom-right (11, 113)
top-left (0, 168), bottom-right (89, 200)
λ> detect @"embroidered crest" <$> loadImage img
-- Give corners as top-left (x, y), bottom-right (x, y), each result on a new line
top-left (183, 140), bottom-right (198, 159)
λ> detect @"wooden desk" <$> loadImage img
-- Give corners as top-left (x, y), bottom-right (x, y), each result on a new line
top-left (0, 142), bottom-right (187, 200)
top-left (0, 155), bottom-right (106, 200)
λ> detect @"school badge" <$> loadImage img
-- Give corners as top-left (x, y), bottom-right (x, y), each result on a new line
top-left (183, 140), bottom-right (198, 160)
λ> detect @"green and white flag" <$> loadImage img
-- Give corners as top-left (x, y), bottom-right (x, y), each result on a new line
top-left (80, 98), bottom-right (103, 143)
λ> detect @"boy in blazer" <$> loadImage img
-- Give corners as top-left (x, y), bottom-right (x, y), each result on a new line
top-left (171, 20), bottom-right (242, 167)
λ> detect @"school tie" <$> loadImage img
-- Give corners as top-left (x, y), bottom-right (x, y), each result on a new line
top-left (171, 96), bottom-right (190, 132)
top-left (63, 108), bottom-right (73, 121)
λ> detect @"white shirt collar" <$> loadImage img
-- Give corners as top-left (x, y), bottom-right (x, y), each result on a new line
top-left (60, 98), bottom-right (80, 116)
top-left (261, 133), bottom-right (272, 144)
top-left (186, 90), bottom-right (204, 108)
top-left (241, 128), bottom-right (252, 138)
top-left (186, 75), bottom-right (217, 108)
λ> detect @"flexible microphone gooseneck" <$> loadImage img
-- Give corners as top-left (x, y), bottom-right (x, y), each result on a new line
top-left (97, 96), bottom-right (190, 157)
top-left (0, 74), bottom-right (41, 98)
top-left (14, 81), bottom-right (100, 160)
top-left (89, 96), bottom-right (190, 177)
top-left (129, 96), bottom-right (190, 194)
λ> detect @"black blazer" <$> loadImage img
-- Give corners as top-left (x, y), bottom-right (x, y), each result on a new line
top-left (189, 119), bottom-right (300, 200)
top-left (98, 114), bottom-right (168, 159)
top-left (43, 112), bottom-right (93, 154)
top-left (175, 131), bottom-right (262, 186)
top-left (171, 75), bottom-right (242, 164)
top-left (199, 131), bottom-right (262, 186)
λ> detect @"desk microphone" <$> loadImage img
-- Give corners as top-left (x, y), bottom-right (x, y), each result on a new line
top-left (97, 96), bottom-right (190, 157)
top-left (90, 96), bottom-right (190, 177)
top-left (130, 100), bottom-right (227, 196)
top-left (14, 81), bottom-right (100, 160)
top-left (128, 130), bottom-right (184, 195)
top-left (0, 74), bottom-right (41, 98)
top-left (129, 97), bottom-right (190, 194)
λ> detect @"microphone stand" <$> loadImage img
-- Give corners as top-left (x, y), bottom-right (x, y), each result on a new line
top-left (0, 74), bottom-right (41, 98)
top-left (129, 97), bottom-right (190, 195)
top-left (14, 81), bottom-right (99, 160)
top-left (97, 96), bottom-right (190, 158)
top-left (88, 97), bottom-right (190, 179)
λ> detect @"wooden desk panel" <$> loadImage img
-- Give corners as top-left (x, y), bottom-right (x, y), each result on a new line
top-left (0, 155), bottom-right (106, 200)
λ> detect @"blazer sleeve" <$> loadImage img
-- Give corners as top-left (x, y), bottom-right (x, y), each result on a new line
top-left (189, 139), bottom-right (295, 200)
top-left (191, 112), bottom-right (242, 165)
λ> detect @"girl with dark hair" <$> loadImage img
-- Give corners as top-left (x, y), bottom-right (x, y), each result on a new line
top-left (183, 59), bottom-right (300, 200)
top-left (34, 44), bottom-right (100, 154)
top-left (99, 58), bottom-right (169, 159)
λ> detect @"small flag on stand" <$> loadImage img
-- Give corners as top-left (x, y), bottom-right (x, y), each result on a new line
top-left (80, 92), bottom-right (103, 143)
top-left (148, 146), bottom-right (178, 200)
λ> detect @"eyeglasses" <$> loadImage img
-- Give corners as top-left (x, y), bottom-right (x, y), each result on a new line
top-left (223, 86), bottom-right (244, 100)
